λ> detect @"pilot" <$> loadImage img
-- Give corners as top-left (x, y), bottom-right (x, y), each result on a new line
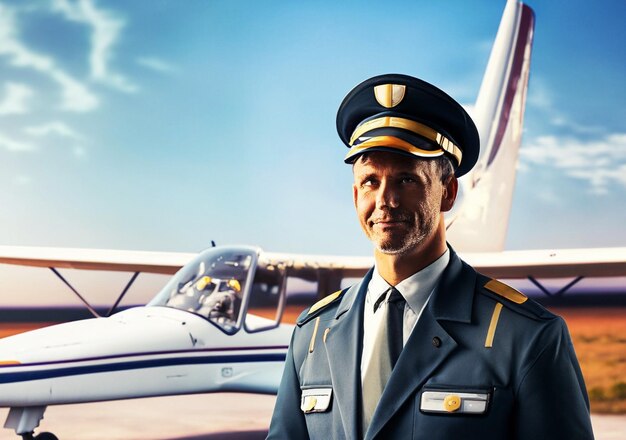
top-left (167, 276), bottom-right (211, 311)
top-left (267, 75), bottom-right (594, 439)
top-left (202, 278), bottom-right (241, 324)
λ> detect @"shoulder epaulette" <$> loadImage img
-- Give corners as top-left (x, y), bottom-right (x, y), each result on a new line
top-left (297, 289), bottom-right (345, 326)
top-left (480, 277), bottom-right (553, 320)
top-left (309, 289), bottom-right (344, 314)
top-left (484, 279), bottom-right (527, 304)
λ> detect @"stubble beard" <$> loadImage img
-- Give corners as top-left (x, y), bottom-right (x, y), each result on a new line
top-left (370, 206), bottom-right (439, 256)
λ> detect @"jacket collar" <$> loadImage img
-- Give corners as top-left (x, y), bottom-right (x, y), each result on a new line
top-left (334, 267), bottom-right (373, 319)
top-left (428, 245), bottom-right (475, 323)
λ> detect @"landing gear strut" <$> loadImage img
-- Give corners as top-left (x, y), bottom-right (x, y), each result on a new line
top-left (4, 407), bottom-right (58, 440)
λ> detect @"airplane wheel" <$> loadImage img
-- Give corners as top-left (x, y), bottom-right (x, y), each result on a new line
top-left (34, 433), bottom-right (59, 440)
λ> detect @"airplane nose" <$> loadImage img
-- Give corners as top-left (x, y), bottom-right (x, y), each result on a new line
top-left (0, 307), bottom-right (206, 364)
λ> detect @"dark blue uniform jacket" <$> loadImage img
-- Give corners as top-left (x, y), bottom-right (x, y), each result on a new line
top-left (267, 249), bottom-right (594, 439)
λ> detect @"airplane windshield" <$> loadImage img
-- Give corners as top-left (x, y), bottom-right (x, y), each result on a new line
top-left (149, 247), bottom-right (257, 334)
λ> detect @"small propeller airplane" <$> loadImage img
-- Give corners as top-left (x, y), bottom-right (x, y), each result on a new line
top-left (0, 1), bottom-right (625, 439)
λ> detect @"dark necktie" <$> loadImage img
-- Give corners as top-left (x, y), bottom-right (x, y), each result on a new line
top-left (386, 287), bottom-right (406, 369)
top-left (362, 287), bottom-right (406, 432)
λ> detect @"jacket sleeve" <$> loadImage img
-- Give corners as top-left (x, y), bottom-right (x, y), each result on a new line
top-left (267, 329), bottom-right (309, 440)
top-left (513, 317), bottom-right (594, 440)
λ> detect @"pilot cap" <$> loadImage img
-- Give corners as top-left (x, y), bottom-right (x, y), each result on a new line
top-left (336, 73), bottom-right (479, 177)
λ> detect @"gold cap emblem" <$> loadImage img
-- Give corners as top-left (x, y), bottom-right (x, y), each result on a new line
top-left (374, 84), bottom-right (406, 108)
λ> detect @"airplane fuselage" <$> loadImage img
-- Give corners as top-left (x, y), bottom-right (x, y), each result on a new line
top-left (0, 306), bottom-right (291, 406)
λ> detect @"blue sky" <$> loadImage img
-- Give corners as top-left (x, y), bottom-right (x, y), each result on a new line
top-left (0, 0), bottom-right (624, 257)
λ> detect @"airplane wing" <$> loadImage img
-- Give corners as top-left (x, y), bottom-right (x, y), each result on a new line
top-left (461, 248), bottom-right (626, 279)
top-left (271, 247), bottom-right (626, 281)
top-left (0, 245), bottom-right (372, 278)
top-left (0, 245), bottom-right (195, 274)
top-left (0, 245), bottom-right (624, 281)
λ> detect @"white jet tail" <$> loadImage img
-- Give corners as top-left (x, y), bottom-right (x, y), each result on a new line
top-left (446, 0), bottom-right (535, 252)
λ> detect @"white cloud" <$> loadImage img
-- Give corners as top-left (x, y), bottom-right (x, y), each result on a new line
top-left (23, 122), bottom-right (88, 157)
top-left (527, 76), bottom-right (604, 135)
top-left (0, 82), bottom-right (34, 115)
top-left (52, 0), bottom-right (137, 93)
top-left (24, 121), bottom-right (84, 141)
top-left (0, 132), bottom-right (35, 152)
top-left (520, 133), bottom-right (626, 193)
top-left (0, 4), bottom-right (99, 112)
top-left (53, 70), bottom-right (99, 111)
top-left (137, 57), bottom-right (177, 74)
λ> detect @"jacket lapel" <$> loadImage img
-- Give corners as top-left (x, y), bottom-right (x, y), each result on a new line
top-left (324, 269), bottom-right (372, 440)
top-left (366, 249), bottom-right (476, 439)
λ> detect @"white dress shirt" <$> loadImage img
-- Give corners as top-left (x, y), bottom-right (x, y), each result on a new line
top-left (360, 249), bottom-right (450, 384)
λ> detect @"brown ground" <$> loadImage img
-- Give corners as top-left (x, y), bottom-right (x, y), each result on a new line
top-left (2, 306), bottom-right (625, 413)
top-left (554, 307), bottom-right (626, 414)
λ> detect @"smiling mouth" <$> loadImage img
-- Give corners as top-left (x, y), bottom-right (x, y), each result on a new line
top-left (370, 219), bottom-right (407, 228)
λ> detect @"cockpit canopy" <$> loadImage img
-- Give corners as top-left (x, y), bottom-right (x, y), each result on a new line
top-left (149, 246), bottom-right (285, 334)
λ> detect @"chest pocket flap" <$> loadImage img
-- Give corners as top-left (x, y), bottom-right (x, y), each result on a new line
top-left (301, 387), bottom-right (333, 413)
top-left (420, 389), bottom-right (490, 415)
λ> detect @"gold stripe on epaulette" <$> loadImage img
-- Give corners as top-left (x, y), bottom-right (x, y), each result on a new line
top-left (309, 317), bottom-right (320, 354)
top-left (485, 302), bottom-right (503, 348)
top-left (308, 290), bottom-right (343, 315)
top-left (484, 279), bottom-right (527, 304)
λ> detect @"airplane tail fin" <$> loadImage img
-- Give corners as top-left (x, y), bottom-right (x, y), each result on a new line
top-left (446, 0), bottom-right (535, 252)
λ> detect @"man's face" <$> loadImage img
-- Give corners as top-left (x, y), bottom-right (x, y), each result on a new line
top-left (352, 152), bottom-right (455, 256)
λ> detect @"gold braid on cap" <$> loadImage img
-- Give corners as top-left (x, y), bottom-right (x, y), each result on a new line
top-left (346, 116), bottom-right (462, 166)
top-left (345, 136), bottom-right (443, 160)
